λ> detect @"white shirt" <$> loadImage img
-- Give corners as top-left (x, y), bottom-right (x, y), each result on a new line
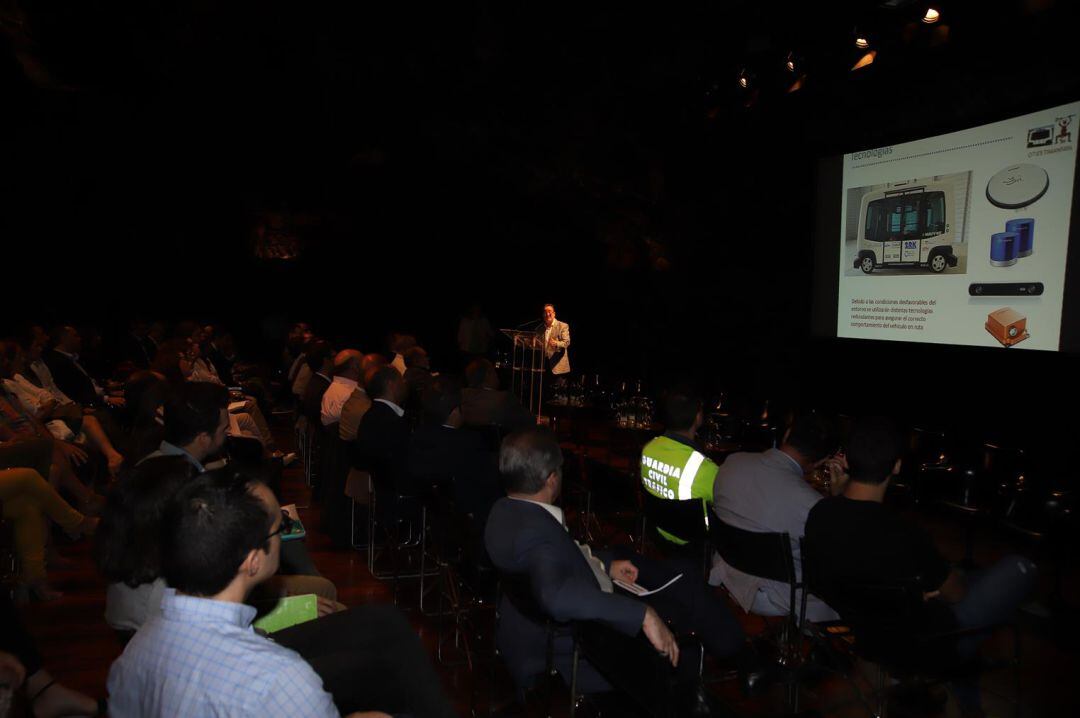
top-left (3, 374), bottom-right (61, 418)
top-left (373, 398), bottom-right (405, 417)
top-left (320, 376), bottom-right (358, 426)
top-left (189, 358), bottom-right (223, 385)
top-left (29, 360), bottom-right (75, 405)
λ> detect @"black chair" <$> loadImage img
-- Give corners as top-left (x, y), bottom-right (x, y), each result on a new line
top-left (492, 573), bottom-right (573, 714)
top-left (935, 442), bottom-right (1025, 567)
top-left (578, 457), bottom-right (641, 545)
top-left (802, 538), bottom-right (1022, 718)
top-left (711, 517), bottom-right (809, 710)
top-left (639, 490), bottom-right (711, 574)
top-left (891, 426), bottom-right (953, 506)
top-left (317, 423), bottom-right (353, 548)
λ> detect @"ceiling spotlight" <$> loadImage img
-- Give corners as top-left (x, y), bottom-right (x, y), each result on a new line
top-left (785, 53), bottom-right (796, 73)
top-left (922, 7), bottom-right (940, 23)
top-left (737, 70), bottom-right (749, 89)
top-left (855, 35), bottom-right (870, 49)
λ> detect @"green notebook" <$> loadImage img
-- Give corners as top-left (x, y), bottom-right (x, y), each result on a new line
top-left (252, 593), bottom-right (319, 633)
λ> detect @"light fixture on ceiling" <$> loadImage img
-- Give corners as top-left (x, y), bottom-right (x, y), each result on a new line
top-left (785, 52), bottom-right (796, 73)
top-left (922, 7), bottom-right (941, 24)
top-left (737, 69), bottom-right (749, 89)
top-left (854, 34), bottom-right (870, 49)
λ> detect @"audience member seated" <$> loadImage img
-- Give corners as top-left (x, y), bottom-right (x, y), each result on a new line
top-left (485, 427), bottom-right (745, 699)
top-left (1, 591), bottom-right (103, 716)
top-left (97, 457), bottom-right (336, 634)
top-left (338, 353), bottom-right (385, 442)
top-left (1, 467), bottom-right (97, 602)
top-left (107, 469), bottom-right (453, 717)
top-left (300, 340), bottom-right (335, 425)
top-left (151, 339), bottom-right (278, 452)
top-left (402, 346), bottom-right (433, 405)
top-left (353, 366), bottom-right (411, 495)
top-left (119, 319), bottom-right (156, 370)
top-left (408, 376), bottom-right (501, 524)
top-left (387, 332), bottom-right (416, 377)
top-left (711, 412), bottom-right (841, 622)
top-left (284, 323), bottom-right (314, 391)
top-left (0, 386), bottom-right (102, 514)
top-left (321, 350), bottom-right (363, 427)
top-left (43, 326), bottom-right (124, 410)
top-left (119, 371), bottom-right (170, 463)
top-left (639, 388), bottom-right (718, 546)
top-left (804, 417), bottom-right (1037, 715)
top-left (2, 339), bottom-right (125, 476)
top-left (144, 381), bottom-right (321, 577)
top-left (461, 357), bottom-right (533, 432)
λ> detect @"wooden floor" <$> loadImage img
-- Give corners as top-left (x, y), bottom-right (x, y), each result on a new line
top-left (18, 426), bottom-right (1080, 718)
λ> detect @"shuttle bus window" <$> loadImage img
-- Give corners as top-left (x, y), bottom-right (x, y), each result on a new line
top-left (865, 199), bottom-right (889, 242)
top-left (922, 191), bottom-right (945, 233)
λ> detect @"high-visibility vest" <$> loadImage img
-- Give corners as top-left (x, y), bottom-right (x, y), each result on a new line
top-left (639, 435), bottom-right (718, 545)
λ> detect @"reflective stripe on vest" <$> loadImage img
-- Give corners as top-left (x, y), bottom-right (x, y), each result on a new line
top-left (678, 451), bottom-right (706, 500)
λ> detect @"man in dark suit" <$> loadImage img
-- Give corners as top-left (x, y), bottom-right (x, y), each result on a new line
top-left (407, 377), bottom-right (501, 525)
top-left (353, 365), bottom-right (411, 495)
top-left (484, 428), bottom-right (744, 699)
top-left (300, 340), bottom-right (334, 425)
top-left (43, 326), bottom-right (122, 410)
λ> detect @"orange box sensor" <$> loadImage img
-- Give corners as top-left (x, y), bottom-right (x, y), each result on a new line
top-left (985, 307), bottom-right (1029, 347)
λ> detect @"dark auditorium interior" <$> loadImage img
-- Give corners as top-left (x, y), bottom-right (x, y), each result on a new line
top-left (2, 0), bottom-right (1079, 716)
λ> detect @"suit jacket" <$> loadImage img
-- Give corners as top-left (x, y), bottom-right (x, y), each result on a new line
top-left (408, 425), bottom-right (501, 522)
top-left (42, 349), bottom-right (100, 408)
top-left (484, 497), bottom-right (644, 691)
top-left (206, 343), bottom-right (235, 387)
top-left (460, 388), bottom-right (534, 431)
top-left (353, 400), bottom-right (411, 493)
top-left (300, 372), bottom-right (331, 425)
top-left (535, 320), bottom-right (570, 375)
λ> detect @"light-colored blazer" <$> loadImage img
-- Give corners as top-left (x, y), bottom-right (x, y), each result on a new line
top-left (536, 320), bottom-right (571, 375)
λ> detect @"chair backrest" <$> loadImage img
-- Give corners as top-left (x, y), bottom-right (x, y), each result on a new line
top-left (640, 490), bottom-right (709, 545)
top-left (711, 516), bottom-right (795, 586)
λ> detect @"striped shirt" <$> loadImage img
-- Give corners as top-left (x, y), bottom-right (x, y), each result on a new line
top-left (108, 589), bottom-right (338, 718)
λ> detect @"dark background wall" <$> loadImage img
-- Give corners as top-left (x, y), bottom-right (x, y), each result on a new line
top-left (3, 0), bottom-right (1078, 461)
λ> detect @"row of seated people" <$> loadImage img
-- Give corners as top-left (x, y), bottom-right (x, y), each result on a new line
top-left (288, 330), bottom-right (533, 547)
top-left (1, 318), bottom-right (299, 600)
top-left (3, 371), bottom-right (460, 717)
top-left (635, 388), bottom-right (1037, 717)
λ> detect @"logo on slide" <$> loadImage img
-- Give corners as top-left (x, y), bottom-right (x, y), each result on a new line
top-left (1027, 116), bottom-right (1073, 148)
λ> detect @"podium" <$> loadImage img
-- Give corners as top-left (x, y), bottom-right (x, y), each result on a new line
top-left (500, 328), bottom-right (546, 420)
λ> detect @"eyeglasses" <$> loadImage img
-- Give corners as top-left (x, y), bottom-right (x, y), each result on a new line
top-left (265, 510), bottom-right (294, 541)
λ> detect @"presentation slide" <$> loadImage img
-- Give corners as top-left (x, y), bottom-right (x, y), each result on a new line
top-left (835, 101), bottom-right (1079, 351)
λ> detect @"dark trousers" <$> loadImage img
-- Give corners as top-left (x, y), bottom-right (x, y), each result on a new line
top-left (606, 546), bottom-right (746, 660)
top-left (948, 554), bottom-right (1037, 709)
top-left (272, 604), bottom-right (456, 718)
top-left (552, 547), bottom-right (746, 695)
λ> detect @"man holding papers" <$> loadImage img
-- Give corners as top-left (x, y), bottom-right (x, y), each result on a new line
top-left (484, 427), bottom-right (744, 703)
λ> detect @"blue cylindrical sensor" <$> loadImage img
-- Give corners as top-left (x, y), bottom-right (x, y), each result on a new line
top-left (990, 232), bottom-right (1018, 267)
top-left (1005, 218), bottom-right (1034, 258)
